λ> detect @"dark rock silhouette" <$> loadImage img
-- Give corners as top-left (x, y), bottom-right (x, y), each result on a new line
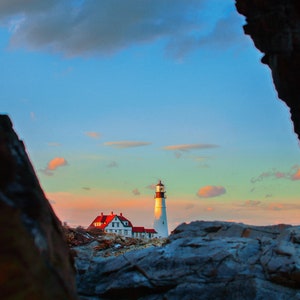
top-left (0, 115), bottom-right (77, 299)
top-left (236, 0), bottom-right (300, 140)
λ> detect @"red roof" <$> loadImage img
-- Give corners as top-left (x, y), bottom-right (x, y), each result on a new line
top-left (145, 228), bottom-right (157, 233)
top-left (132, 227), bottom-right (157, 234)
top-left (88, 214), bottom-right (114, 229)
top-left (88, 213), bottom-right (133, 229)
top-left (118, 215), bottom-right (133, 227)
top-left (132, 226), bottom-right (145, 233)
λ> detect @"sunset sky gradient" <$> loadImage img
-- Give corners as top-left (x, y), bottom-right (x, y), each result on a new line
top-left (1, 0), bottom-right (300, 231)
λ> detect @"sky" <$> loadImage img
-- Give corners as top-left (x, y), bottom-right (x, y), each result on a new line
top-left (1, 0), bottom-right (300, 232)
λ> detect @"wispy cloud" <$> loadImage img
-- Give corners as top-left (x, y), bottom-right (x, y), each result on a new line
top-left (104, 141), bottom-right (151, 149)
top-left (174, 152), bottom-right (182, 159)
top-left (107, 161), bottom-right (118, 168)
top-left (197, 185), bottom-right (226, 198)
top-left (251, 171), bottom-right (286, 183)
top-left (146, 183), bottom-right (156, 190)
top-left (197, 163), bottom-right (210, 169)
top-left (85, 131), bottom-right (101, 139)
top-left (184, 203), bottom-right (195, 210)
top-left (234, 200), bottom-right (300, 212)
top-left (40, 157), bottom-right (68, 176)
top-left (251, 165), bottom-right (300, 183)
top-left (259, 202), bottom-right (300, 211)
top-left (30, 111), bottom-right (36, 120)
top-left (192, 156), bottom-right (211, 161)
top-left (47, 142), bottom-right (61, 147)
top-left (163, 144), bottom-right (219, 152)
top-left (243, 200), bottom-right (261, 207)
top-left (0, 0), bottom-right (242, 58)
top-left (132, 188), bottom-right (141, 196)
top-left (267, 202), bottom-right (300, 211)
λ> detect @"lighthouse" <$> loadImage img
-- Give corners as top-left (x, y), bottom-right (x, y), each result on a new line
top-left (153, 180), bottom-right (168, 238)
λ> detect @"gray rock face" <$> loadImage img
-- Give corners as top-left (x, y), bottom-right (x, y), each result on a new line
top-left (0, 115), bottom-right (77, 299)
top-left (76, 221), bottom-right (300, 299)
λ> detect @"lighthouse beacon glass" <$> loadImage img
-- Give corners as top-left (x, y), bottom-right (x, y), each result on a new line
top-left (153, 180), bottom-right (168, 238)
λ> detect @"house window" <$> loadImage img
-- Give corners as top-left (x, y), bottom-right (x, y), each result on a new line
top-left (124, 230), bottom-right (128, 235)
top-left (117, 222), bottom-right (119, 227)
top-left (112, 222), bottom-right (115, 227)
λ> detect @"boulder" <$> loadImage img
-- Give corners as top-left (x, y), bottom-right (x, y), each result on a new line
top-left (75, 221), bottom-right (300, 299)
top-left (0, 115), bottom-right (77, 300)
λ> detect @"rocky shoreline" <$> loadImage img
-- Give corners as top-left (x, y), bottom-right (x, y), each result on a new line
top-left (72, 221), bottom-right (300, 300)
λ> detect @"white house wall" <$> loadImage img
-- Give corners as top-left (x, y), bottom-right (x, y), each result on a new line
top-left (104, 216), bottom-right (132, 237)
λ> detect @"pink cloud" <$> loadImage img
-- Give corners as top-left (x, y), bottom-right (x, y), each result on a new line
top-left (47, 157), bottom-right (68, 170)
top-left (268, 203), bottom-right (284, 211)
top-left (40, 157), bottom-right (68, 176)
top-left (275, 172), bottom-right (285, 178)
top-left (206, 207), bottom-right (214, 211)
top-left (85, 131), bottom-right (101, 139)
top-left (291, 168), bottom-right (300, 180)
top-left (197, 185), bottom-right (226, 198)
top-left (265, 202), bottom-right (300, 211)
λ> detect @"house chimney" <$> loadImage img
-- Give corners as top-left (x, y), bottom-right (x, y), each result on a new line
top-left (101, 212), bottom-right (103, 216)
top-left (120, 212), bottom-right (123, 217)
top-left (111, 211), bottom-right (113, 215)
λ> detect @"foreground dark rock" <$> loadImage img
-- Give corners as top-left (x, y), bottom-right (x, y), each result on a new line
top-left (75, 221), bottom-right (300, 300)
top-left (0, 115), bottom-right (77, 299)
top-left (236, 0), bottom-right (300, 140)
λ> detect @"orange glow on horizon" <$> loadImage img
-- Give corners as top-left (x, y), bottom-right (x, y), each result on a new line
top-left (45, 191), bottom-right (300, 230)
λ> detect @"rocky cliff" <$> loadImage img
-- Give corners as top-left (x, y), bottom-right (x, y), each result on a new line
top-left (236, 0), bottom-right (300, 140)
top-left (0, 115), bottom-right (77, 299)
top-left (75, 221), bottom-right (300, 300)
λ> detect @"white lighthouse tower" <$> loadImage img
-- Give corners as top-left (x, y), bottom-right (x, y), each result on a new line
top-left (153, 180), bottom-right (168, 238)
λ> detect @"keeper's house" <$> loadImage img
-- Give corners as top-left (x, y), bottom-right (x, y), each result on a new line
top-left (88, 212), bottom-right (157, 239)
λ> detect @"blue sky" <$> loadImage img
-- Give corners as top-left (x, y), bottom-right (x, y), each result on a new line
top-left (1, 0), bottom-right (300, 230)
